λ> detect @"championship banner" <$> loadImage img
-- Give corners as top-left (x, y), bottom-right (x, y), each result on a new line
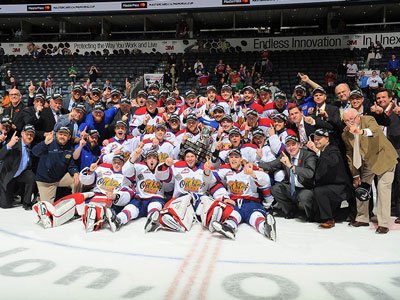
top-left (0, 1), bottom-right (345, 15)
top-left (2, 32), bottom-right (399, 56)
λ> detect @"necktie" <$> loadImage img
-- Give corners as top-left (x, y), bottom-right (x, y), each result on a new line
top-left (290, 157), bottom-right (296, 199)
top-left (353, 133), bottom-right (362, 169)
top-left (299, 124), bottom-right (307, 144)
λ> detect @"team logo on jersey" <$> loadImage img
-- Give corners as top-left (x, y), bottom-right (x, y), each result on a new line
top-left (140, 180), bottom-right (162, 194)
top-left (181, 169), bottom-right (190, 174)
top-left (97, 177), bottom-right (121, 193)
top-left (123, 151), bottom-right (131, 162)
top-left (228, 180), bottom-right (249, 195)
top-left (145, 125), bottom-right (154, 134)
top-left (65, 154), bottom-right (71, 159)
top-left (238, 116), bottom-right (246, 126)
top-left (159, 153), bottom-right (169, 163)
top-left (175, 174), bottom-right (182, 181)
top-left (179, 178), bottom-right (202, 193)
top-left (138, 174), bottom-right (144, 180)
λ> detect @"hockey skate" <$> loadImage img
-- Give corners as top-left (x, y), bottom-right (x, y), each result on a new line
top-left (161, 214), bottom-right (186, 232)
top-left (36, 202), bottom-right (52, 229)
top-left (105, 207), bottom-right (122, 233)
top-left (212, 221), bottom-right (235, 240)
top-left (144, 210), bottom-right (161, 233)
top-left (264, 214), bottom-right (276, 242)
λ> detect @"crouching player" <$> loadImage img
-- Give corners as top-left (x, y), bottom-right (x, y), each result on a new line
top-left (106, 147), bottom-right (166, 232)
top-left (34, 154), bottom-right (134, 232)
top-left (154, 148), bottom-right (233, 233)
top-left (212, 149), bottom-right (277, 241)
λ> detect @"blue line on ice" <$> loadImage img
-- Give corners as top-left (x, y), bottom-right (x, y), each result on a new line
top-left (1, 228), bottom-right (400, 266)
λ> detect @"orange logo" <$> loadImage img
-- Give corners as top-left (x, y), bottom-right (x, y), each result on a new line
top-left (140, 180), bottom-right (161, 194)
top-left (159, 153), bottom-right (169, 163)
top-left (228, 180), bottom-right (249, 195)
top-left (179, 178), bottom-right (202, 193)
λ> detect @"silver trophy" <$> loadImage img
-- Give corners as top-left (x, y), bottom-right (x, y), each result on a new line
top-left (179, 125), bottom-right (214, 166)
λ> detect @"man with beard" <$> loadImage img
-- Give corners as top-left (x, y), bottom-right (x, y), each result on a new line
top-left (32, 127), bottom-right (80, 204)
top-left (263, 91), bottom-right (295, 119)
top-left (78, 103), bottom-right (118, 142)
top-left (106, 148), bottom-right (166, 232)
top-left (54, 103), bottom-right (86, 144)
top-left (155, 149), bottom-right (232, 233)
top-left (73, 129), bottom-right (101, 170)
top-left (212, 149), bottom-right (276, 241)
top-left (130, 95), bottom-right (163, 138)
top-left (63, 85), bottom-right (90, 112)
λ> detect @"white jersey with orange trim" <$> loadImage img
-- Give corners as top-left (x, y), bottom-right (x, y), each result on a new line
top-left (257, 144), bottom-right (285, 183)
top-left (178, 103), bottom-right (203, 125)
top-left (122, 161), bottom-right (165, 200)
top-left (268, 129), bottom-right (297, 156)
top-left (79, 163), bottom-right (134, 204)
top-left (239, 118), bottom-right (274, 139)
top-left (155, 161), bottom-right (220, 199)
top-left (130, 107), bottom-right (164, 136)
top-left (141, 139), bottom-right (174, 164)
top-left (218, 143), bottom-right (259, 165)
top-left (216, 164), bottom-right (270, 201)
top-left (100, 135), bottom-right (135, 163)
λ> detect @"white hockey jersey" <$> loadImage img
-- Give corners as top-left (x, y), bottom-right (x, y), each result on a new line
top-left (218, 143), bottom-right (259, 165)
top-left (130, 107), bottom-right (164, 137)
top-left (100, 135), bottom-right (136, 163)
top-left (141, 138), bottom-right (174, 163)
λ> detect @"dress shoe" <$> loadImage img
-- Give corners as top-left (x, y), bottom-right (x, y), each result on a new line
top-left (348, 221), bottom-right (369, 227)
top-left (284, 211), bottom-right (295, 219)
top-left (23, 204), bottom-right (32, 211)
top-left (395, 217), bottom-right (400, 224)
top-left (319, 219), bottom-right (335, 229)
top-left (375, 226), bottom-right (389, 234)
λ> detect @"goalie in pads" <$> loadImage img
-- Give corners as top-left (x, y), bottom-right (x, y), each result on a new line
top-left (154, 148), bottom-right (233, 233)
top-left (34, 154), bottom-right (134, 232)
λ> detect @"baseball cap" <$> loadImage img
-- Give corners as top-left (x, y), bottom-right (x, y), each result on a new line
top-left (52, 93), bottom-right (62, 100)
top-left (349, 90), bottom-right (363, 98)
top-left (145, 149), bottom-right (159, 159)
top-left (137, 90), bottom-right (148, 98)
top-left (229, 128), bottom-right (241, 137)
top-left (311, 128), bottom-right (330, 137)
top-left (147, 95), bottom-right (158, 103)
top-left (221, 114), bottom-right (233, 122)
top-left (213, 105), bottom-right (225, 113)
top-left (159, 88), bottom-right (170, 96)
top-left (252, 128), bottom-right (265, 137)
top-left (1, 115), bottom-right (11, 125)
top-left (112, 154), bottom-right (125, 162)
top-left (34, 94), bottom-right (45, 102)
top-left (154, 123), bottom-right (167, 130)
top-left (93, 104), bottom-right (104, 112)
top-left (110, 89), bottom-right (121, 96)
top-left (165, 96), bottom-right (176, 104)
top-left (22, 124), bottom-right (35, 133)
top-left (169, 114), bottom-right (180, 121)
top-left (294, 85), bottom-right (306, 92)
top-left (148, 82), bottom-right (160, 90)
top-left (246, 108), bottom-right (258, 117)
top-left (272, 113), bottom-right (287, 122)
top-left (184, 148), bottom-right (197, 156)
top-left (312, 87), bottom-right (326, 94)
top-left (88, 129), bottom-right (100, 137)
top-left (72, 85), bottom-right (82, 92)
top-left (120, 98), bottom-right (131, 105)
top-left (186, 113), bottom-right (198, 122)
top-left (58, 126), bottom-right (71, 135)
top-left (243, 86), bottom-right (256, 93)
top-left (206, 85), bottom-right (217, 93)
top-left (185, 90), bottom-right (196, 98)
top-left (285, 135), bottom-right (299, 144)
top-left (259, 85), bottom-right (271, 93)
top-left (74, 103), bottom-right (86, 112)
top-left (274, 91), bottom-right (287, 100)
top-left (228, 148), bottom-right (242, 156)
top-left (115, 120), bottom-right (127, 128)
top-left (91, 87), bottom-right (101, 94)
top-left (221, 84), bottom-right (232, 91)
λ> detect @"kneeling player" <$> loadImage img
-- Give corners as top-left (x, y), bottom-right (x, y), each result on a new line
top-left (106, 148), bottom-right (166, 232)
top-left (34, 154), bottom-right (134, 232)
top-left (213, 149), bottom-right (276, 241)
top-left (155, 148), bottom-right (233, 233)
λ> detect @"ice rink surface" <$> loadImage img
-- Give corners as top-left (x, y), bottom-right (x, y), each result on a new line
top-left (0, 208), bottom-right (399, 300)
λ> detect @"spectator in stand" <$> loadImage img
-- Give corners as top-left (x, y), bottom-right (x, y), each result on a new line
top-left (103, 79), bottom-right (113, 90)
top-left (9, 77), bottom-right (18, 90)
top-left (264, 59), bottom-right (273, 77)
top-left (197, 69), bottom-right (209, 89)
top-left (244, 67), bottom-right (255, 87)
top-left (194, 58), bottom-right (203, 71)
top-left (254, 72), bottom-right (264, 89)
top-left (367, 71), bottom-right (383, 101)
top-left (366, 42), bottom-right (376, 69)
top-left (215, 59), bottom-right (225, 84)
top-left (230, 71), bottom-right (241, 93)
top-left (1, 91), bottom-right (10, 109)
top-left (163, 69), bottom-right (172, 89)
top-left (375, 41), bottom-right (384, 59)
top-left (387, 54), bottom-right (399, 76)
top-left (385, 70), bottom-right (397, 92)
top-left (178, 62), bottom-right (190, 85)
top-left (346, 59), bottom-right (358, 90)
top-left (358, 71), bottom-right (369, 100)
top-left (32, 127), bottom-right (80, 204)
top-left (45, 74), bottom-right (53, 96)
top-left (89, 65), bottom-right (99, 83)
top-left (337, 59), bottom-right (347, 84)
top-left (68, 64), bottom-right (77, 83)
top-left (324, 71), bottom-right (336, 97)
top-left (1, 88), bottom-right (25, 132)
top-left (36, 81), bottom-right (46, 95)
top-left (394, 80), bottom-right (400, 101)
top-left (3, 70), bottom-right (13, 90)
top-left (83, 78), bottom-right (92, 96)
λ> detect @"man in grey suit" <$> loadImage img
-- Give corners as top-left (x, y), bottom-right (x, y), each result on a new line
top-left (259, 135), bottom-right (317, 220)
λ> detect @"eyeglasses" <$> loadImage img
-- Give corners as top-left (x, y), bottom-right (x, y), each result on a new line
top-left (9, 93), bottom-right (20, 96)
top-left (343, 115), bottom-right (359, 123)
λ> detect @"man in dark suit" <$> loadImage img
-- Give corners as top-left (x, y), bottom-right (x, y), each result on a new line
top-left (1, 88), bottom-right (25, 133)
top-left (306, 128), bottom-right (352, 228)
top-left (333, 83), bottom-right (352, 121)
top-left (288, 105), bottom-right (316, 147)
top-left (0, 124), bottom-right (36, 209)
top-left (40, 93), bottom-right (69, 134)
top-left (21, 94), bottom-right (47, 144)
top-left (259, 135), bottom-right (317, 220)
top-left (376, 88), bottom-right (400, 224)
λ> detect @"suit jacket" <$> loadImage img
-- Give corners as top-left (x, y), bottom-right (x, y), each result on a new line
top-left (309, 104), bottom-right (341, 133)
top-left (289, 120), bottom-right (316, 141)
top-left (342, 115), bottom-right (398, 177)
top-left (259, 148), bottom-right (317, 189)
top-left (40, 107), bottom-right (69, 133)
top-left (0, 139), bottom-right (33, 189)
top-left (21, 106), bottom-right (47, 143)
top-left (314, 144), bottom-right (351, 186)
top-left (2, 102), bottom-right (26, 132)
top-left (63, 97), bottom-right (91, 112)
top-left (386, 106), bottom-right (400, 150)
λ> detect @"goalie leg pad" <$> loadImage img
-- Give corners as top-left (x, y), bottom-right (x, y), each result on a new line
top-left (159, 194), bottom-right (195, 232)
top-left (82, 203), bottom-right (106, 232)
top-left (195, 196), bottom-right (234, 231)
top-left (54, 192), bottom-right (95, 216)
top-left (33, 198), bottom-right (77, 229)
